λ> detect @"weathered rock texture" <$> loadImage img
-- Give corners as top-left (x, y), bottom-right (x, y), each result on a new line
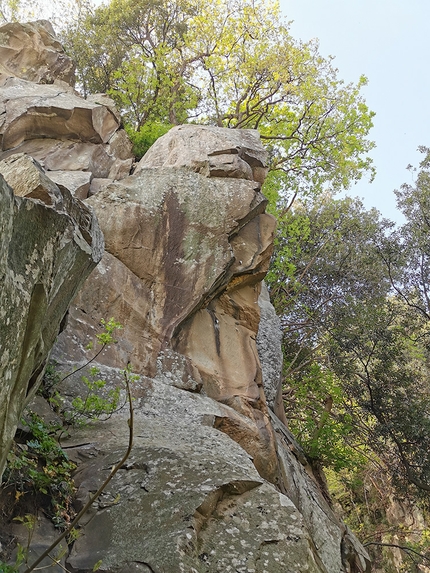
top-left (54, 126), bottom-right (280, 485)
top-left (49, 126), bottom-right (370, 572)
top-left (0, 154), bottom-right (103, 480)
top-left (0, 20), bottom-right (134, 198)
top-left (0, 20), bottom-right (74, 85)
top-left (1, 22), bottom-right (371, 573)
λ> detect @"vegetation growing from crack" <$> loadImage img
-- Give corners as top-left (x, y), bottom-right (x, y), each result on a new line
top-left (0, 319), bottom-right (135, 572)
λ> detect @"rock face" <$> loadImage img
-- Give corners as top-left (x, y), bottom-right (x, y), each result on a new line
top-left (54, 127), bottom-right (280, 485)
top-left (0, 20), bottom-right (134, 198)
top-left (0, 20), bottom-right (75, 85)
top-left (49, 126), bottom-right (370, 572)
top-left (1, 21), bottom-right (371, 573)
top-left (0, 154), bottom-right (103, 480)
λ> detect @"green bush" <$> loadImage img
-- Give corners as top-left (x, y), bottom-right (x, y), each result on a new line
top-left (126, 121), bottom-right (172, 160)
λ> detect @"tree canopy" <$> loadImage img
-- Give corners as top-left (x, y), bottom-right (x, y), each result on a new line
top-left (55, 0), bottom-right (376, 200)
top-left (267, 150), bottom-right (430, 499)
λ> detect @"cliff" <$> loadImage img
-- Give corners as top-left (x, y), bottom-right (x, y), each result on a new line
top-left (0, 21), bottom-right (370, 573)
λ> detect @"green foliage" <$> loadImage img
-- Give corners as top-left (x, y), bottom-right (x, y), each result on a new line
top-left (327, 463), bottom-right (430, 572)
top-left (4, 413), bottom-right (76, 528)
top-left (1, 318), bottom-right (130, 570)
top-left (0, 0), bottom-right (38, 22)
top-left (95, 317), bottom-right (122, 345)
top-left (67, 366), bottom-right (121, 426)
top-left (125, 121), bottom-right (172, 160)
top-left (2, 318), bottom-right (125, 540)
top-left (267, 167), bottom-right (430, 499)
top-left (285, 363), bottom-right (364, 471)
top-left (43, 317), bottom-right (124, 428)
top-left (266, 195), bottom-right (391, 473)
top-left (61, 0), bottom-right (375, 202)
top-left (0, 542), bottom-right (25, 573)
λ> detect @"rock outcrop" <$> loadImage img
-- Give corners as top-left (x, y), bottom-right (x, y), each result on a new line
top-left (54, 126), bottom-right (280, 486)
top-left (0, 21), bottom-right (371, 573)
top-left (0, 20), bottom-right (74, 85)
top-left (49, 126), bottom-right (369, 572)
top-left (0, 20), bottom-right (134, 198)
top-left (0, 153), bottom-right (103, 480)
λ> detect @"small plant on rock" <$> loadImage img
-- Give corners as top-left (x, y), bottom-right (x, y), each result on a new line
top-left (0, 318), bottom-right (129, 570)
top-left (43, 318), bottom-right (124, 428)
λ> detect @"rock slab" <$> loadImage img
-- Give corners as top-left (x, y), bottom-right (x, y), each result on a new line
top-left (0, 156), bottom-right (103, 479)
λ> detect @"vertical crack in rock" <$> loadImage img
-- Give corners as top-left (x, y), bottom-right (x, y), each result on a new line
top-left (206, 307), bottom-right (221, 356)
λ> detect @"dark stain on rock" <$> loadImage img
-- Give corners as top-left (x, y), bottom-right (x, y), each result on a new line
top-left (206, 307), bottom-right (221, 355)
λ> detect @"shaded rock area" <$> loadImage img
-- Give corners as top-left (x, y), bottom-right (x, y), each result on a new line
top-left (0, 20), bottom-right (134, 198)
top-left (0, 21), bottom-right (371, 573)
top-left (0, 152), bottom-right (103, 481)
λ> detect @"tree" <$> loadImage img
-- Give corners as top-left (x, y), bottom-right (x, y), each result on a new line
top-left (267, 188), bottom-right (430, 498)
top-left (63, 0), bottom-right (202, 126)
top-left (267, 195), bottom-right (393, 471)
top-left (61, 0), bottom-right (375, 197)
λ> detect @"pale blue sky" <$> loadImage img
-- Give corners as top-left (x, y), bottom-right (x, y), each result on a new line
top-left (280, 0), bottom-right (430, 223)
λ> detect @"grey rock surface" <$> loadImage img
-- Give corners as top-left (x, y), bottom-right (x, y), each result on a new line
top-left (257, 282), bottom-right (287, 424)
top-left (257, 282), bottom-right (283, 406)
top-left (59, 376), bottom-right (324, 573)
top-left (0, 161), bottom-right (103, 479)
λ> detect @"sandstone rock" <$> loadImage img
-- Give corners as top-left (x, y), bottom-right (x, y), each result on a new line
top-left (136, 124), bottom-right (269, 184)
top-left (0, 78), bottom-right (119, 151)
top-left (107, 129), bottom-right (134, 160)
top-left (0, 20), bottom-right (74, 85)
top-left (47, 170), bottom-right (92, 200)
top-left (0, 153), bottom-right (63, 206)
top-left (0, 158), bottom-right (103, 479)
top-left (57, 168), bottom-right (269, 371)
top-left (89, 177), bottom-right (112, 196)
top-left (43, 141), bottom-right (110, 172)
top-left (0, 20), bottom-right (134, 226)
top-left (0, 138), bottom-right (71, 165)
top-left (60, 376), bottom-right (325, 573)
top-left (108, 157), bottom-right (133, 180)
top-left (86, 93), bottom-right (121, 124)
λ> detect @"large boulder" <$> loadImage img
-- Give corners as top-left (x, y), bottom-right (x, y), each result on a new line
top-left (0, 20), bottom-right (75, 85)
top-left (0, 154), bottom-right (103, 480)
top-left (136, 124), bottom-right (269, 184)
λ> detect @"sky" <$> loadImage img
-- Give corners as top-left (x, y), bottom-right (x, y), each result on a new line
top-left (280, 0), bottom-right (430, 223)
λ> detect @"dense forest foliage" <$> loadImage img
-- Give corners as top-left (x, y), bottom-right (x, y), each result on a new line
top-left (3, 0), bottom-right (430, 569)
